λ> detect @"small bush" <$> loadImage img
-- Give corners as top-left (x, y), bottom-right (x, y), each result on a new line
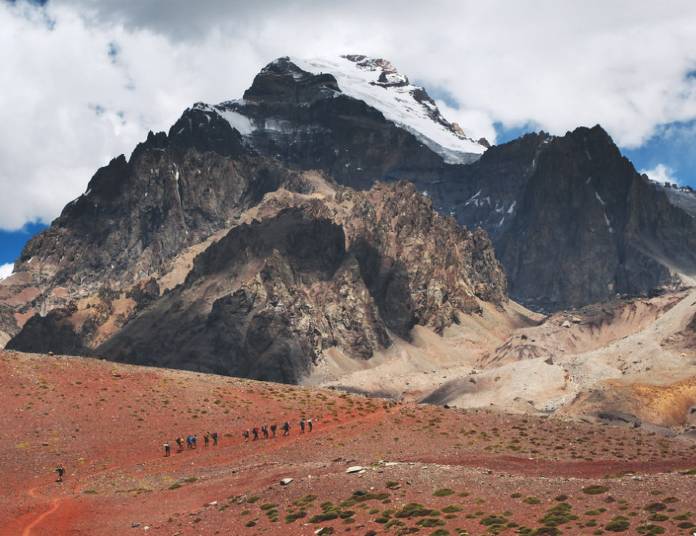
top-left (605, 516), bottom-right (630, 532)
top-left (582, 485), bottom-right (609, 495)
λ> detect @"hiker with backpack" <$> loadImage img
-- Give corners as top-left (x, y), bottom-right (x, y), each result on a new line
top-left (55, 464), bottom-right (65, 482)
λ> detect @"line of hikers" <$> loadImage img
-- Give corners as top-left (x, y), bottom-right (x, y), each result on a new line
top-left (243, 417), bottom-right (315, 441)
top-left (163, 431), bottom-right (218, 456)
top-left (162, 418), bottom-right (317, 456)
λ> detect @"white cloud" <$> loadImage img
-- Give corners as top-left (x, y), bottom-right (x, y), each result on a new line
top-left (641, 163), bottom-right (679, 185)
top-left (0, 263), bottom-right (13, 280)
top-left (435, 101), bottom-right (498, 146)
top-left (2, 0), bottom-right (696, 229)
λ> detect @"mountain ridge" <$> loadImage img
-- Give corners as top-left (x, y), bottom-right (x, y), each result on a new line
top-left (2, 53), bottom-right (696, 393)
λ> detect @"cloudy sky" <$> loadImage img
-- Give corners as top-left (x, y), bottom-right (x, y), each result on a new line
top-left (1, 0), bottom-right (696, 274)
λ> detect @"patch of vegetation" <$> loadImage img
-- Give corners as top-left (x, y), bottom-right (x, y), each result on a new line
top-left (604, 516), bottom-right (630, 532)
top-left (644, 502), bottom-right (666, 513)
top-left (284, 510), bottom-right (306, 523)
top-left (480, 515), bottom-right (508, 527)
top-left (293, 494), bottom-right (317, 507)
top-left (582, 485), bottom-right (609, 495)
top-left (395, 503), bottom-right (440, 519)
top-left (637, 525), bottom-right (666, 535)
top-left (340, 489), bottom-right (389, 507)
top-left (433, 488), bottom-right (455, 497)
top-left (539, 503), bottom-right (577, 527)
top-left (416, 517), bottom-right (445, 527)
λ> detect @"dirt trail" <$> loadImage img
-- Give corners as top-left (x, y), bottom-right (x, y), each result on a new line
top-left (12, 403), bottom-right (389, 535)
top-left (20, 494), bottom-right (60, 536)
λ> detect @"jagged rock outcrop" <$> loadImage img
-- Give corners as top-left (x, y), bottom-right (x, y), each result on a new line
top-left (6, 306), bottom-right (88, 356)
top-left (93, 181), bottom-right (506, 382)
top-left (188, 57), bottom-right (696, 311)
top-left (441, 126), bottom-right (694, 310)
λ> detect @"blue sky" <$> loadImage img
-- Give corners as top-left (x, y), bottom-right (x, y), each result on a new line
top-left (0, 223), bottom-right (46, 265)
top-left (1, 0), bottom-right (695, 275)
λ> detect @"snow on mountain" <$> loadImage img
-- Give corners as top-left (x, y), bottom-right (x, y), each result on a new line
top-left (290, 55), bottom-right (487, 164)
top-left (190, 55), bottom-right (488, 165)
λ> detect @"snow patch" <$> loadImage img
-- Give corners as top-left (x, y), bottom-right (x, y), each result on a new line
top-left (291, 56), bottom-right (485, 164)
top-left (594, 191), bottom-right (606, 206)
top-left (604, 213), bottom-right (614, 233)
top-left (507, 201), bottom-right (516, 214)
top-left (217, 109), bottom-right (254, 136)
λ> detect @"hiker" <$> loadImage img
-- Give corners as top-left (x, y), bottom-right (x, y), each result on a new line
top-left (270, 424), bottom-right (277, 438)
top-left (164, 442), bottom-right (171, 457)
top-left (212, 432), bottom-right (218, 446)
top-left (282, 421), bottom-right (290, 436)
top-left (176, 437), bottom-right (184, 452)
top-left (252, 427), bottom-right (259, 441)
top-left (307, 418), bottom-right (313, 432)
top-left (204, 432), bottom-right (210, 447)
top-left (243, 429), bottom-right (250, 442)
top-left (55, 464), bottom-right (65, 482)
top-left (299, 418), bottom-right (305, 433)
top-left (262, 425), bottom-right (269, 439)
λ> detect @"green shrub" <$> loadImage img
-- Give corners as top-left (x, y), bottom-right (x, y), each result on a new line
top-left (605, 516), bottom-right (630, 532)
top-left (582, 485), bottom-right (609, 495)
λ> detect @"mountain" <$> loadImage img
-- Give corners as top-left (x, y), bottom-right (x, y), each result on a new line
top-left (180, 55), bottom-right (696, 311)
top-left (3, 54), bottom-right (696, 389)
top-left (441, 127), bottom-right (696, 310)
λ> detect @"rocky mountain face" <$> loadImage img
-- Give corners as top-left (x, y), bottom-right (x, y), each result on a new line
top-left (441, 127), bottom-right (696, 310)
top-left (3, 53), bottom-right (696, 382)
top-left (8, 181), bottom-right (506, 383)
top-left (213, 57), bottom-right (696, 311)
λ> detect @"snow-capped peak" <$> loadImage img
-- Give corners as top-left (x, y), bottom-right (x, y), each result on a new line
top-left (289, 54), bottom-right (487, 164)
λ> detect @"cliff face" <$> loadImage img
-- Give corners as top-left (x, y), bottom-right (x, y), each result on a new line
top-left (93, 181), bottom-right (506, 383)
top-left (18, 126), bottom-right (308, 290)
top-left (445, 127), bottom-right (694, 310)
top-left (206, 57), bottom-right (696, 311)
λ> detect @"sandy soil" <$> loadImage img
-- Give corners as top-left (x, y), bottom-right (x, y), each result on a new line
top-left (309, 288), bottom-right (696, 430)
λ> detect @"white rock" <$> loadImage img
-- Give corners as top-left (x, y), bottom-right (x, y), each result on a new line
top-left (346, 466), bottom-right (364, 473)
top-left (280, 478), bottom-right (293, 485)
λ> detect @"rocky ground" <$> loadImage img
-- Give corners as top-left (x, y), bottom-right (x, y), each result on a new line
top-left (316, 285), bottom-right (696, 434)
top-left (2, 351), bottom-right (696, 535)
